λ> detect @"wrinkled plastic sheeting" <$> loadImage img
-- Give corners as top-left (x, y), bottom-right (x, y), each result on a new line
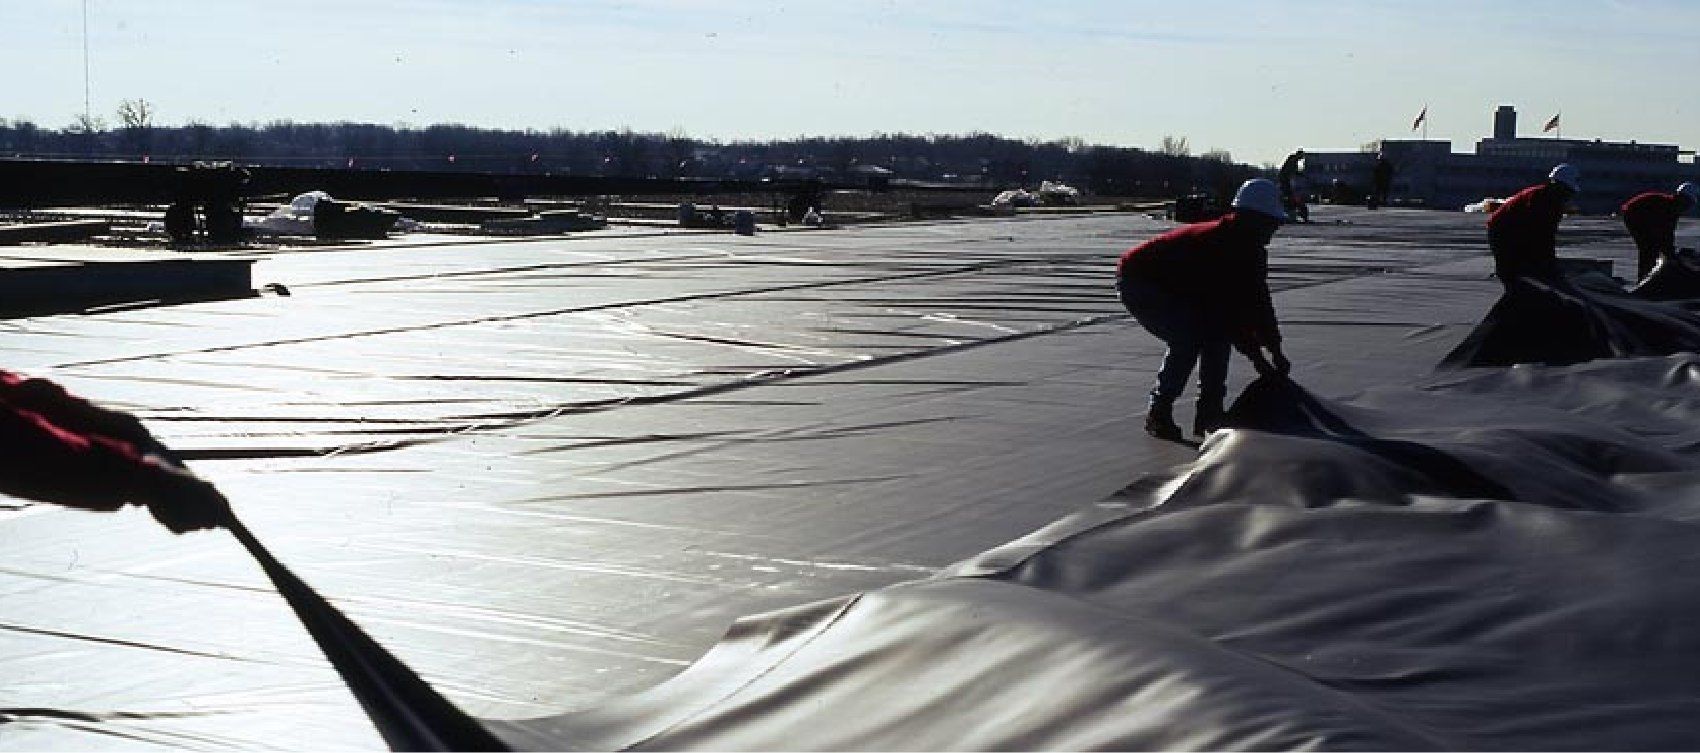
top-left (0, 209), bottom-right (1659, 749)
top-left (497, 357), bottom-right (1700, 751)
top-left (1441, 271), bottom-right (1700, 368)
top-left (244, 191), bottom-right (330, 236)
top-left (1037, 180), bottom-right (1080, 203)
top-left (1631, 248), bottom-right (1700, 300)
top-left (990, 189), bottom-right (1036, 207)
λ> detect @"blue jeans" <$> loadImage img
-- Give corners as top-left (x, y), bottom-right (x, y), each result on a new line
top-left (1117, 278), bottom-right (1230, 406)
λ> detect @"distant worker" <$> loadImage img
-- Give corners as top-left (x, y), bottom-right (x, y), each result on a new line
top-left (1486, 164), bottom-right (1579, 285)
top-left (1368, 153), bottom-right (1395, 210)
top-left (1117, 178), bottom-right (1292, 440)
top-left (1278, 149), bottom-right (1308, 222)
top-left (1621, 182), bottom-right (1698, 280)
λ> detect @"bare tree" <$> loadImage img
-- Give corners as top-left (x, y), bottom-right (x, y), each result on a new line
top-left (116, 99), bottom-right (156, 155)
top-left (116, 99), bottom-right (155, 130)
top-left (1201, 149), bottom-right (1233, 163)
top-left (66, 112), bottom-right (106, 155)
top-left (1160, 135), bottom-right (1190, 157)
top-left (67, 113), bottom-right (106, 133)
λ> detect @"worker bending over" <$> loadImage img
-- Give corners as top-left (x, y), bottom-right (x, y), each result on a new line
top-left (1621, 182), bottom-right (1698, 280)
top-left (1487, 164), bottom-right (1579, 285)
top-left (1117, 178), bottom-right (1291, 440)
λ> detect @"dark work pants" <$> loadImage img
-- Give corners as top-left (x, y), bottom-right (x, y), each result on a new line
top-left (1488, 231), bottom-right (1559, 289)
top-left (1117, 278), bottom-right (1230, 407)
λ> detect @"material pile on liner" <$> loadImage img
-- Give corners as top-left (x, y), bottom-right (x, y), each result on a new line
top-left (1630, 248), bottom-right (1700, 300)
top-left (990, 188), bottom-right (1038, 208)
top-left (1037, 180), bottom-right (1081, 205)
top-left (1442, 270), bottom-right (1700, 368)
top-left (245, 192), bottom-right (419, 237)
top-left (245, 191), bottom-right (333, 236)
top-left (484, 262), bottom-right (1700, 750)
top-left (494, 359), bottom-right (1700, 750)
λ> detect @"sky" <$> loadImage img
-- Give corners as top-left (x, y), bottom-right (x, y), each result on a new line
top-left (3, 0), bottom-right (1698, 166)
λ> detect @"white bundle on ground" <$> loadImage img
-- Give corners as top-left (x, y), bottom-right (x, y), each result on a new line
top-left (245, 191), bottom-right (333, 235)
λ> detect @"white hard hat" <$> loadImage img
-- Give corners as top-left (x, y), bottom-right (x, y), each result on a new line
top-left (1677, 182), bottom-right (1698, 204)
top-left (1548, 163), bottom-right (1580, 192)
top-left (1231, 178), bottom-right (1286, 220)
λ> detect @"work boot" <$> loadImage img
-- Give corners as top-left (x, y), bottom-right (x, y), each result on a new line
top-left (1193, 398), bottom-right (1226, 437)
top-left (1144, 400), bottom-right (1183, 441)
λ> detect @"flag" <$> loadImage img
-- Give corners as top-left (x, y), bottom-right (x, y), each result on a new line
top-left (347, 157), bottom-right (356, 168)
top-left (1411, 105), bottom-right (1427, 132)
top-left (529, 152), bottom-right (539, 162)
top-left (1543, 113), bottom-right (1561, 133)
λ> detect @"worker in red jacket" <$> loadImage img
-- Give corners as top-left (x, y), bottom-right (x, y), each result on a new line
top-left (0, 370), bottom-right (228, 532)
top-left (1621, 182), bottom-right (1697, 280)
top-left (1487, 164), bottom-right (1579, 285)
top-left (1117, 178), bottom-right (1291, 440)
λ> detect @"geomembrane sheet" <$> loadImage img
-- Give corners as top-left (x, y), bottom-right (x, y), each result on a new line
top-left (1, 207), bottom-right (1686, 749)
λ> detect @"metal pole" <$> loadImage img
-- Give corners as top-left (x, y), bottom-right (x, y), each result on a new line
top-left (81, 0), bottom-right (91, 126)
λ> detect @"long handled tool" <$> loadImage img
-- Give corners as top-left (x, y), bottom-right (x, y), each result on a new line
top-left (226, 516), bottom-right (510, 751)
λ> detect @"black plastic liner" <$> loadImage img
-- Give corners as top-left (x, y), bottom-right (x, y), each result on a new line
top-left (4, 208), bottom-right (1692, 750)
top-left (1442, 271), bottom-right (1700, 368)
top-left (501, 360), bottom-right (1700, 750)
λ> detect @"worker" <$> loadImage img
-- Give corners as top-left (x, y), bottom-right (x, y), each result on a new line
top-left (1486, 164), bottom-right (1579, 285)
top-left (1278, 149), bottom-right (1308, 222)
top-left (1369, 153), bottom-right (1395, 210)
top-left (1117, 178), bottom-right (1292, 440)
top-left (0, 369), bottom-right (229, 533)
top-left (1621, 182), bottom-right (1698, 280)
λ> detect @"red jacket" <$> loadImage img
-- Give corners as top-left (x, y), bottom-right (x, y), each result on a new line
top-left (0, 370), bottom-right (165, 509)
top-left (1487, 181), bottom-right (1569, 279)
top-left (1117, 212), bottom-right (1281, 346)
top-left (1621, 191), bottom-right (1683, 253)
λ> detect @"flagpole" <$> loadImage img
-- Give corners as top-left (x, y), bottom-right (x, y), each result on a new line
top-left (81, 0), bottom-right (91, 127)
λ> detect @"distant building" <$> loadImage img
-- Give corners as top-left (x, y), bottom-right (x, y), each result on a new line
top-left (1304, 105), bottom-right (1698, 213)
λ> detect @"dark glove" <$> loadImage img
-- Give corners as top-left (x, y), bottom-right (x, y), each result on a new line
top-left (139, 456), bottom-right (232, 533)
top-left (1248, 352), bottom-right (1279, 377)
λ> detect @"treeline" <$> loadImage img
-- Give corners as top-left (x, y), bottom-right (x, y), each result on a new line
top-left (0, 117), bottom-right (1261, 198)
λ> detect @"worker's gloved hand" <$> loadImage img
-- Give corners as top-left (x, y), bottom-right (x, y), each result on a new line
top-left (3, 369), bottom-right (234, 534)
top-left (1248, 352), bottom-right (1280, 378)
top-left (139, 455), bottom-right (233, 534)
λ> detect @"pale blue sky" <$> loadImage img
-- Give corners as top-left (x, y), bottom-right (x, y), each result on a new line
top-left (3, 0), bottom-right (1697, 165)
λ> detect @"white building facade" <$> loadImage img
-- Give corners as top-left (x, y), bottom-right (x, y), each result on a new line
top-left (1303, 106), bottom-right (1698, 214)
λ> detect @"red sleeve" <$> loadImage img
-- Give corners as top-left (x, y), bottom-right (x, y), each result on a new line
top-left (0, 403), bottom-right (159, 510)
top-left (1488, 184), bottom-right (1565, 244)
top-left (1222, 244), bottom-right (1281, 347)
top-left (1623, 193), bottom-right (1679, 227)
top-left (0, 370), bottom-right (171, 511)
top-left (1192, 223), bottom-right (1280, 348)
top-left (1118, 219), bottom-right (1220, 292)
top-left (0, 371), bottom-right (161, 452)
